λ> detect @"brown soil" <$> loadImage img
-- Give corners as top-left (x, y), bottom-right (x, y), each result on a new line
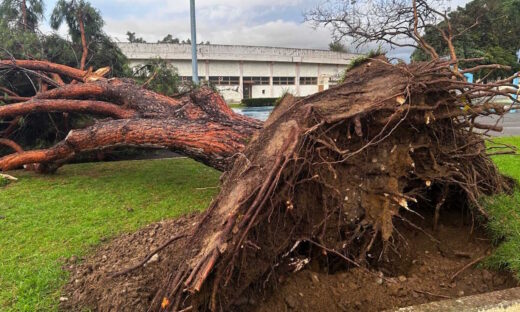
top-left (61, 209), bottom-right (517, 312)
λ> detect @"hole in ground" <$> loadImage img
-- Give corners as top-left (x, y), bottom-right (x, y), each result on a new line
top-left (239, 200), bottom-right (518, 312)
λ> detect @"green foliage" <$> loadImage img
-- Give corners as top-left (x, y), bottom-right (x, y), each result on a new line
top-left (339, 48), bottom-right (384, 83)
top-left (0, 158), bottom-right (220, 311)
top-left (242, 97), bottom-right (277, 107)
top-left (126, 31), bottom-right (146, 43)
top-left (132, 58), bottom-right (180, 96)
top-left (158, 34), bottom-right (180, 44)
top-left (0, 175), bottom-right (10, 187)
top-left (412, 0), bottom-right (520, 80)
top-left (0, 0), bottom-right (129, 151)
top-left (482, 136), bottom-right (520, 279)
top-left (50, 0), bottom-right (104, 45)
top-left (329, 41), bottom-right (348, 53)
top-left (0, 0), bottom-right (44, 30)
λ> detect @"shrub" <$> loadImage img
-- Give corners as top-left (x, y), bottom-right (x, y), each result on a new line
top-left (242, 98), bottom-right (277, 107)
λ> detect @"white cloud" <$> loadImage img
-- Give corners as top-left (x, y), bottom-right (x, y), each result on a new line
top-left (106, 17), bottom-right (331, 50)
top-left (43, 0), bottom-right (475, 60)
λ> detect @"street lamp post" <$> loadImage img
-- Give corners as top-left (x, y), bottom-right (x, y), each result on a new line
top-left (190, 0), bottom-right (199, 85)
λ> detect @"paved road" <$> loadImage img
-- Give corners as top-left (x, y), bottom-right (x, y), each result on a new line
top-left (477, 113), bottom-right (520, 137)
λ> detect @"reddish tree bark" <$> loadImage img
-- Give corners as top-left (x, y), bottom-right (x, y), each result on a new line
top-left (77, 10), bottom-right (88, 71)
top-left (21, 0), bottom-right (27, 30)
top-left (0, 138), bottom-right (24, 153)
top-left (0, 60), bottom-right (89, 81)
top-left (0, 60), bottom-right (262, 172)
top-left (0, 99), bottom-right (137, 119)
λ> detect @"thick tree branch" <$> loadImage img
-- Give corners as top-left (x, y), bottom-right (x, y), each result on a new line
top-left (0, 99), bottom-right (137, 119)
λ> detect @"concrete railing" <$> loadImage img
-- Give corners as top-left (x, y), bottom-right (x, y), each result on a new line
top-left (117, 43), bottom-right (358, 65)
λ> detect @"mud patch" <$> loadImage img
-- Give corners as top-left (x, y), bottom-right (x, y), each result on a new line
top-left (61, 214), bottom-right (202, 312)
top-left (62, 209), bottom-right (517, 312)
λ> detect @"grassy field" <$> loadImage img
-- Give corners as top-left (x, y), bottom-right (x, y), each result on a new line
top-left (0, 138), bottom-right (519, 311)
top-left (0, 158), bottom-right (220, 311)
top-left (484, 136), bottom-right (520, 278)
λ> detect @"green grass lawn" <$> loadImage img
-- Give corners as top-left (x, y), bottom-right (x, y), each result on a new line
top-left (484, 136), bottom-right (520, 279)
top-left (0, 158), bottom-right (220, 311)
top-left (0, 138), bottom-right (519, 311)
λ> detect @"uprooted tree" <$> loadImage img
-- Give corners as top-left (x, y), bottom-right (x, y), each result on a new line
top-left (0, 60), bottom-right (261, 172)
top-left (1, 0), bottom-right (520, 311)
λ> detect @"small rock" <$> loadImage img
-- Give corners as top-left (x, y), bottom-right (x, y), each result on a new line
top-left (398, 275), bottom-right (407, 282)
top-left (101, 255), bottom-right (107, 261)
top-left (458, 290), bottom-right (465, 297)
top-left (146, 254), bottom-right (160, 265)
top-left (126, 207), bottom-right (134, 212)
top-left (310, 273), bottom-right (320, 284)
top-left (298, 292), bottom-right (304, 297)
top-left (59, 297), bottom-right (69, 302)
top-left (376, 277), bottom-right (384, 285)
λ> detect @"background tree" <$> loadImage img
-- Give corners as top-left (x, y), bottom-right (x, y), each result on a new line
top-left (132, 58), bottom-right (180, 96)
top-left (50, 0), bottom-right (104, 70)
top-left (329, 41), bottom-right (348, 52)
top-left (157, 34), bottom-right (180, 44)
top-left (412, 0), bottom-right (520, 80)
top-left (126, 31), bottom-right (146, 43)
top-left (0, 0), bottom-right (44, 30)
top-left (1, 0), bottom-right (127, 154)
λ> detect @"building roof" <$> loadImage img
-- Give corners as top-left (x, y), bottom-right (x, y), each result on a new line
top-left (117, 43), bottom-right (358, 65)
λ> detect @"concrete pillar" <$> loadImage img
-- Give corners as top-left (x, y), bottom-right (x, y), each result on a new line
top-left (205, 60), bottom-right (209, 81)
top-left (295, 62), bottom-right (301, 96)
top-left (269, 62), bottom-right (274, 97)
top-left (239, 61), bottom-right (244, 100)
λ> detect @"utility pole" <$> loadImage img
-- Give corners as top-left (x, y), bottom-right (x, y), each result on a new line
top-left (190, 0), bottom-right (199, 85)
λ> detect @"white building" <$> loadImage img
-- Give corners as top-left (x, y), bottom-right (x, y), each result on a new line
top-left (117, 43), bottom-right (359, 103)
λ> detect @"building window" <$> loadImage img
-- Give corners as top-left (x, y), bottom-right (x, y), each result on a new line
top-left (273, 77), bottom-right (295, 85)
top-left (243, 76), bottom-right (269, 85)
top-left (209, 76), bottom-right (240, 85)
top-left (300, 77), bottom-right (318, 85)
top-left (180, 76), bottom-right (193, 83)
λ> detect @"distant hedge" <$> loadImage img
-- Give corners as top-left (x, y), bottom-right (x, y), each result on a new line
top-left (242, 98), bottom-right (277, 107)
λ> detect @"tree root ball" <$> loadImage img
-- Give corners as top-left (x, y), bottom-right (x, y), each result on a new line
top-left (59, 57), bottom-right (514, 311)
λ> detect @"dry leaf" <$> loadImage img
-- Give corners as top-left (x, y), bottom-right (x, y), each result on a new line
top-left (161, 297), bottom-right (170, 309)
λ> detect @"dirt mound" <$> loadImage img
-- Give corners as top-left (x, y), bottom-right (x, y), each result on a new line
top-left (61, 214), bottom-right (202, 312)
top-left (62, 209), bottom-right (516, 312)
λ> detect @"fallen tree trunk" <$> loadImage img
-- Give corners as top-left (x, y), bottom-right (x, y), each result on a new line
top-left (0, 62), bottom-right (262, 172)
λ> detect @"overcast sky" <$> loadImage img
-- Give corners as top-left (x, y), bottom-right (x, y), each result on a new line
top-left (41, 0), bottom-right (472, 60)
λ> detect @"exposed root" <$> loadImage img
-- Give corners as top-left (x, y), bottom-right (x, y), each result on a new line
top-left (135, 58), bottom-right (515, 311)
